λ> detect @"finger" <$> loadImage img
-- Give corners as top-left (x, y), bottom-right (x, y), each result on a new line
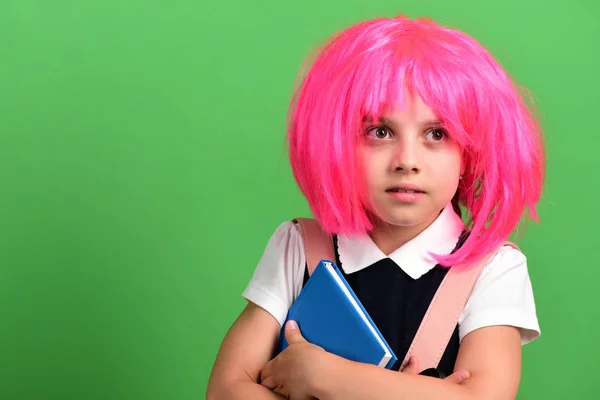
top-left (402, 356), bottom-right (420, 374)
top-left (260, 375), bottom-right (277, 390)
top-left (290, 392), bottom-right (313, 400)
top-left (444, 370), bottom-right (471, 384)
top-left (272, 384), bottom-right (288, 398)
top-left (259, 360), bottom-right (273, 384)
top-left (284, 320), bottom-right (307, 345)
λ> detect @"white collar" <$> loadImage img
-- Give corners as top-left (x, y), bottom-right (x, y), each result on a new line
top-left (337, 203), bottom-right (465, 279)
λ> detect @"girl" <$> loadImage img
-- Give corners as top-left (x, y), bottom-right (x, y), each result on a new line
top-left (207, 14), bottom-right (545, 400)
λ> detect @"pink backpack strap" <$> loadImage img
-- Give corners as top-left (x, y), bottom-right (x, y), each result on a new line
top-left (292, 218), bottom-right (335, 275)
top-left (400, 241), bottom-right (520, 372)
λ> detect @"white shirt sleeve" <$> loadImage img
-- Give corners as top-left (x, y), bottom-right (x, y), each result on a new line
top-left (459, 245), bottom-right (541, 345)
top-left (241, 221), bottom-right (306, 327)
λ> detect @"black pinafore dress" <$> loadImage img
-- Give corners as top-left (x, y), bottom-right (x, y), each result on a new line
top-left (301, 232), bottom-right (469, 376)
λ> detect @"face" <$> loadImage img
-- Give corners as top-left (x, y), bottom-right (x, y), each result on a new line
top-left (359, 92), bottom-right (464, 232)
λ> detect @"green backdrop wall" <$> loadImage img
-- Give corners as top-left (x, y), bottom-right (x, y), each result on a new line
top-left (1, 0), bottom-right (598, 398)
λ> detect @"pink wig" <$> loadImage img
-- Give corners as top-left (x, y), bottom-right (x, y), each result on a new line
top-left (287, 15), bottom-right (546, 268)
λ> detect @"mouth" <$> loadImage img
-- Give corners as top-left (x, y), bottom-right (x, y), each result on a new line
top-left (385, 185), bottom-right (425, 194)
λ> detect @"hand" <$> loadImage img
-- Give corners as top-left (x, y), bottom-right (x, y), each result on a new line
top-left (260, 320), bottom-right (326, 400)
top-left (403, 355), bottom-right (471, 384)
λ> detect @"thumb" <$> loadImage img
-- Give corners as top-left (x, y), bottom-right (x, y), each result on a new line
top-left (284, 320), bottom-right (306, 344)
top-left (444, 370), bottom-right (471, 384)
top-left (402, 356), bottom-right (420, 374)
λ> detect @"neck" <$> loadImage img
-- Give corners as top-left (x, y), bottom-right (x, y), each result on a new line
top-left (368, 212), bottom-right (441, 256)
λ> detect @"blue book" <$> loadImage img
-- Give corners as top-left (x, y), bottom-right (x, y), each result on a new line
top-left (278, 260), bottom-right (397, 369)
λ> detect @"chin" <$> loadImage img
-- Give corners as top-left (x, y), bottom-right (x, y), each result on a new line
top-left (373, 207), bottom-right (441, 229)
top-left (372, 212), bottom-right (420, 227)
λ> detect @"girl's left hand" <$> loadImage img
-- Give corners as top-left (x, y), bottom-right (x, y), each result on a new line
top-left (260, 320), bottom-right (328, 400)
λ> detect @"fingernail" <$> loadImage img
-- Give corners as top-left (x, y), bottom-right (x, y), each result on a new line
top-left (287, 320), bottom-right (298, 329)
top-left (460, 371), bottom-right (469, 380)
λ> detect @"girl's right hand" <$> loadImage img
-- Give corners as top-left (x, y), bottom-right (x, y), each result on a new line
top-left (402, 356), bottom-right (471, 384)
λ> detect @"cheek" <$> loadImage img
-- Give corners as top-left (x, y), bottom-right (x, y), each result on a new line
top-left (358, 148), bottom-right (380, 186)
top-left (439, 156), bottom-right (462, 176)
top-left (432, 154), bottom-right (462, 189)
top-left (438, 143), bottom-right (463, 170)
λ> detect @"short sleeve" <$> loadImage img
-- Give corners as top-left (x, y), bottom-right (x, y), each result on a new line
top-left (458, 245), bottom-right (541, 345)
top-left (241, 221), bottom-right (306, 327)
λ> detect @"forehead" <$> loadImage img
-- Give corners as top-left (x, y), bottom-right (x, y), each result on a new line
top-left (363, 92), bottom-right (442, 127)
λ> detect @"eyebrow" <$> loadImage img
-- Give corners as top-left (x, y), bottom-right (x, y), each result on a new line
top-left (361, 115), bottom-right (444, 127)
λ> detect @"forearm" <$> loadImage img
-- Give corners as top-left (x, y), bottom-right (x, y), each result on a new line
top-left (207, 378), bottom-right (286, 400)
top-left (313, 355), bottom-right (476, 400)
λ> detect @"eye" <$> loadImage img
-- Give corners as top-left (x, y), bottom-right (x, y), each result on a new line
top-left (426, 127), bottom-right (447, 142)
top-left (367, 126), bottom-right (392, 139)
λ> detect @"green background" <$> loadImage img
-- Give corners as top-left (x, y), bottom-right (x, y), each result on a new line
top-left (0, 0), bottom-right (598, 398)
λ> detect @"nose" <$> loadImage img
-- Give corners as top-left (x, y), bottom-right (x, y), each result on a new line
top-left (391, 136), bottom-right (420, 173)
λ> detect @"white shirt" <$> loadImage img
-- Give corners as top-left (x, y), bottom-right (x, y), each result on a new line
top-left (242, 203), bottom-right (541, 345)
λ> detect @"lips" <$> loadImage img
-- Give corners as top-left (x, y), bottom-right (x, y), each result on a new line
top-left (385, 184), bottom-right (425, 194)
